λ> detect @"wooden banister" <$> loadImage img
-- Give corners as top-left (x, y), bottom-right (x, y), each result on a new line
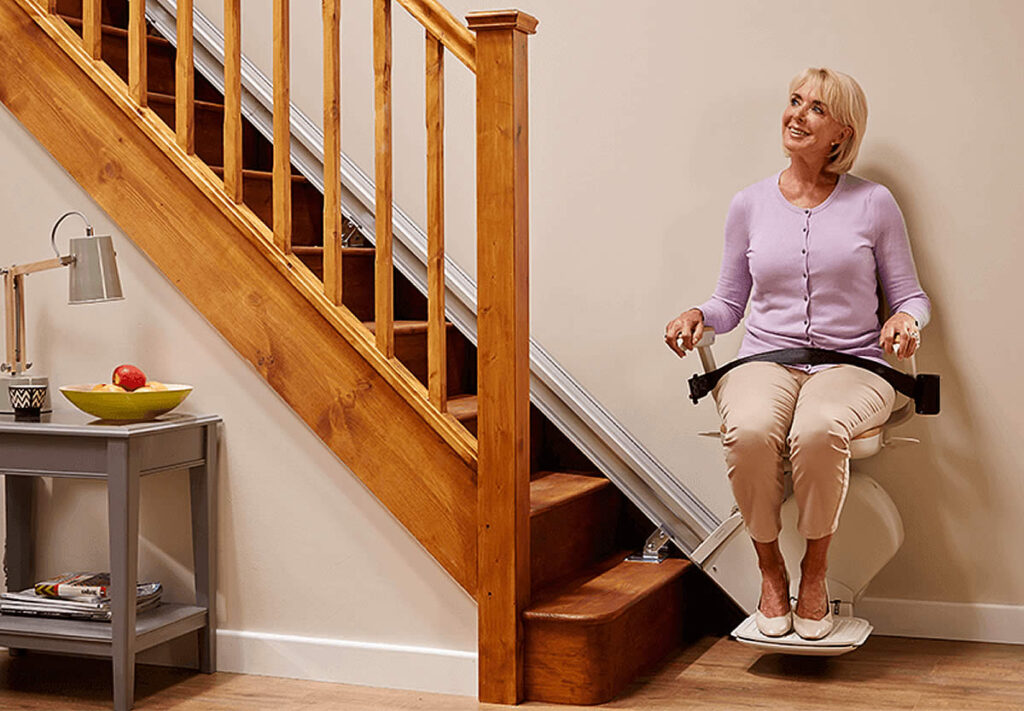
top-left (373, 0), bottom-right (394, 357)
top-left (176, 0), bottom-right (194, 153)
top-left (396, 0), bottom-right (475, 72)
top-left (426, 31), bottom-right (446, 411)
top-left (323, 0), bottom-right (342, 306)
top-left (468, 9), bottom-right (536, 705)
top-left (82, 0), bottom-right (101, 59)
top-left (128, 0), bottom-right (146, 107)
top-left (223, 0), bottom-right (242, 203)
top-left (273, 0), bottom-right (291, 252)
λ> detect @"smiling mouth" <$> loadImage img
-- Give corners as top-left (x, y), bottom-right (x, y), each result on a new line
top-left (787, 126), bottom-right (810, 138)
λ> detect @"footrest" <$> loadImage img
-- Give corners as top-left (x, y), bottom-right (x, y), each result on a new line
top-left (731, 614), bottom-right (872, 656)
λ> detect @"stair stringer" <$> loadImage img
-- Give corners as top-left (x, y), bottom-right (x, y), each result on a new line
top-left (0, 0), bottom-right (479, 595)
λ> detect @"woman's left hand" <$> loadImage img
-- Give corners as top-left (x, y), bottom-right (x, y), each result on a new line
top-left (880, 312), bottom-right (921, 360)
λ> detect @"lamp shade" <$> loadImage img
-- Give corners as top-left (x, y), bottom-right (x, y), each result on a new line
top-left (68, 234), bottom-right (123, 304)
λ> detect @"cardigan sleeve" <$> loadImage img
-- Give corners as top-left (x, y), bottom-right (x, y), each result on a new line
top-left (693, 191), bottom-right (752, 334)
top-left (871, 185), bottom-right (932, 328)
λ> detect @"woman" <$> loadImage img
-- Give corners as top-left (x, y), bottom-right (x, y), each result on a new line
top-left (664, 68), bottom-right (930, 640)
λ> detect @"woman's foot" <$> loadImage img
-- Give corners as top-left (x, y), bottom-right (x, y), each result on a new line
top-left (794, 575), bottom-right (834, 640)
top-left (795, 575), bottom-right (828, 620)
top-left (755, 565), bottom-right (792, 636)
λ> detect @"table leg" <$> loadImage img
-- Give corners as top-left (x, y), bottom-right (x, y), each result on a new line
top-left (107, 439), bottom-right (139, 711)
top-left (5, 473), bottom-right (34, 657)
top-left (190, 423), bottom-right (217, 673)
top-left (4, 474), bottom-right (35, 592)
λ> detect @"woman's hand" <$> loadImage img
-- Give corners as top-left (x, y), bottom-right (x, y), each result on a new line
top-left (665, 309), bottom-right (705, 357)
top-left (880, 311), bottom-right (921, 360)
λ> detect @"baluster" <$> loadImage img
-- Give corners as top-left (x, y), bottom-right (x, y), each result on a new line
top-left (373, 0), bottom-right (393, 357)
top-left (467, 9), bottom-right (538, 705)
top-left (323, 0), bottom-right (342, 304)
top-left (223, 0), bottom-right (243, 202)
top-left (83, 0), bottom-right (101, 59)
top-left (128, 0), bottom-right (147, 107)
top-left (176, 0), bottom-right (195, 153)
top-left (273, 0), bottom-right (292, 252)
top-left (426, 32), bottom-right (446, 411)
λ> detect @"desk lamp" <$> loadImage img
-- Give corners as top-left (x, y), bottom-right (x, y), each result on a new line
top-left (1, 211), bottom-right (124, 413)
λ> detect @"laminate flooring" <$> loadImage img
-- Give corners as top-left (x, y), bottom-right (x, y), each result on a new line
top-left (0, 634), bottom-right (1021, 710)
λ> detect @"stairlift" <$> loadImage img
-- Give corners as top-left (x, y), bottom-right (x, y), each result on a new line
top-left (682, 328), bottom-right (937, 656)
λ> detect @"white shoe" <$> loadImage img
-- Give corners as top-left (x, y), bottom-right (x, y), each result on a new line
top-left (755, 572), bottom-right (792, 637)
top-left (794, 579), bottom-right (834, 640)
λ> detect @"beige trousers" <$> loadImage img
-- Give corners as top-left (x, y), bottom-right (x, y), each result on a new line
top-left (711, 362), bottom-right (896, 543)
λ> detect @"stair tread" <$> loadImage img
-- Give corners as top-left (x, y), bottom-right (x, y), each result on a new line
top-left (530, 471), bottom-right (611, 517)
top-left (363, 320), bottom-right (452, 335)
top-left (446, 394), bottom-right (477, 421)
top-left (525, 553), bottom-right (692, 623)
top-left (208, 165), bottom-right (310, 184)
top-left (146, 91), bottom-right (224, 112)
top-left (59, 15), bottom-right (173, 47)
top-left (292, 245), bottom-right (375, 257)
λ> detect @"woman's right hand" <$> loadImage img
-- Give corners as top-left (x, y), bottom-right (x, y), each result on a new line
top-left (664, 309), bottom-right (705, 357)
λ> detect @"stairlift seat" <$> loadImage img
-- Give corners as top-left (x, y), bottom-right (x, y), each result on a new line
top-left (688, 329), bottom-right (921, 656)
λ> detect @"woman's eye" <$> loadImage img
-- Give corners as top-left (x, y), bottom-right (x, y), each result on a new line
top-left (812, 106), bottom-right (824, 114)
top-left (790, 97), bottom-right (799, 106)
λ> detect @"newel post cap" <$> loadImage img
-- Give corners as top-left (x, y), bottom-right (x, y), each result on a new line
top-left (465, 9), bottom-right (539, 34)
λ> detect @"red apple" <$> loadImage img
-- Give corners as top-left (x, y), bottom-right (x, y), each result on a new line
top-left (112, 364), bottom-right (147, 392)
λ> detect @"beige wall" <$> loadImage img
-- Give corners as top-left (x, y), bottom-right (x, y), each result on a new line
top-left (2, 0), bottom-right (1021, 691)
top-left (192, 0), bottom-right (1024, 610)
top-left (0, 109), bottom-right (476, 691)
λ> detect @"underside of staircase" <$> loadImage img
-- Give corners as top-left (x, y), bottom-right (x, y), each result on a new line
top-left (0, 0), bottom-right (739, 703)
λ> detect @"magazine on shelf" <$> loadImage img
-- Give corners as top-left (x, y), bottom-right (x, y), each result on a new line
top-left (1, 580), bottom-right (162, 622)
top-left (0, 596), bottom-right (161, 622)
top-left (34, 572), bottom-right (112, 599)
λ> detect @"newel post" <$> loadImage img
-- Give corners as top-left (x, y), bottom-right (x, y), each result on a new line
top-left (466, 9), bottom-right (537, 705)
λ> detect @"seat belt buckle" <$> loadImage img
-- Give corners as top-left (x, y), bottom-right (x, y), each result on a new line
top-left (688, 374), bottom-right (711, 405)
top-left (914, 374), bottom-right (940, 415)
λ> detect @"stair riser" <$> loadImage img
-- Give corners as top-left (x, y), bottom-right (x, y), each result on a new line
top-left (530, 486), bottom-right (621, 593)
top-left (524, 570), bottom-right (692, 705)
top-left (61, 17), bottom-right (223, 104)
top-left (149, 99), bottom-right (273, 170)
top-left (235, 175), bottom-right (324, 246)
top-left (57, 0), bottom-right (126, 27)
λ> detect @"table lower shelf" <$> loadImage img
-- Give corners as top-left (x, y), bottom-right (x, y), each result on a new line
top-left (0, 603), bottom-right (207, 657)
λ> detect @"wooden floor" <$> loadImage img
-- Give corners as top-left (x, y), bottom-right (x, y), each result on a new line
top-left (1, 634), bottom-right (1023, 710)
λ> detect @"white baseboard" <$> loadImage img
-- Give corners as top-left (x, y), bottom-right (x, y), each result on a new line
top-left (858, 596), bottom-right (1024, 645)
top-left (215, 629), bottom-right (477, 697)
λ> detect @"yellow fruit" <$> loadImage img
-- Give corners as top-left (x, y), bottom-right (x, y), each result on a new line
top-left (146, 381), bottom-right (169, 391)
top-left (91, 383), bottom-right (106, 391)
top-left (134, 386), bottom-right (154, 392)
top-left (100, 383), bottom-right (126, 393)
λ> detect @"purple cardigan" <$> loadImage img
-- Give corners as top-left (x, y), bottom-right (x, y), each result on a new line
top-left (694, 171), bottom-right (931, 373)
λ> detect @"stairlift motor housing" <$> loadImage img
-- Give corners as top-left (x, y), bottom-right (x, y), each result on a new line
top-left (686, 328), bottom-right (910, 654)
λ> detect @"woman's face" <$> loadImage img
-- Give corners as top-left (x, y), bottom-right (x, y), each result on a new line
top-left (782, 82), bottom-right (850, 161)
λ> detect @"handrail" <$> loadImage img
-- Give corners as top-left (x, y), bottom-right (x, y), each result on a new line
top-left (396, 0), bottom-right (475, 72)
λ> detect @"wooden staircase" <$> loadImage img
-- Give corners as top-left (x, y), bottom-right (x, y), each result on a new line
top-left (1, 0), bottom-right (737, 704)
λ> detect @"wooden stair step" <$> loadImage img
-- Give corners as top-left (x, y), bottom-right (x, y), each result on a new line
top-left (530, 472), bottom-right (622, 593)
top-left (58, 15), bottom-right (222, 103)
top-left (56, 0), bottom-right (127, 27)
top-left (145, 92), bottom-right (274, 170)
top-left (524, 553), bottom-right (696, 705)
top-left (446, 394), bottom-right (478, 435)
top-left (208, 166), bottom-right (324, 246)
top-left (363, 321), bottom-right (472, 400)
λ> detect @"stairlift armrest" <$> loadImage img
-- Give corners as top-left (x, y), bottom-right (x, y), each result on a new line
top-left (695, 328), bottom-right (717, 374)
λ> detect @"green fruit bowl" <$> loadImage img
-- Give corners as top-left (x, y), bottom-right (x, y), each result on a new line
top-left (59, 384), bottom-right (193, 421)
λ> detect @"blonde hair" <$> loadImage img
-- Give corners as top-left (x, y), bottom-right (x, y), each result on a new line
top-left (786, 67), bottom-right (868, 174)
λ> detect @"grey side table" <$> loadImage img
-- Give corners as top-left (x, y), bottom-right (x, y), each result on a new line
top-left (0, 412), bottom-right (220, 711)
